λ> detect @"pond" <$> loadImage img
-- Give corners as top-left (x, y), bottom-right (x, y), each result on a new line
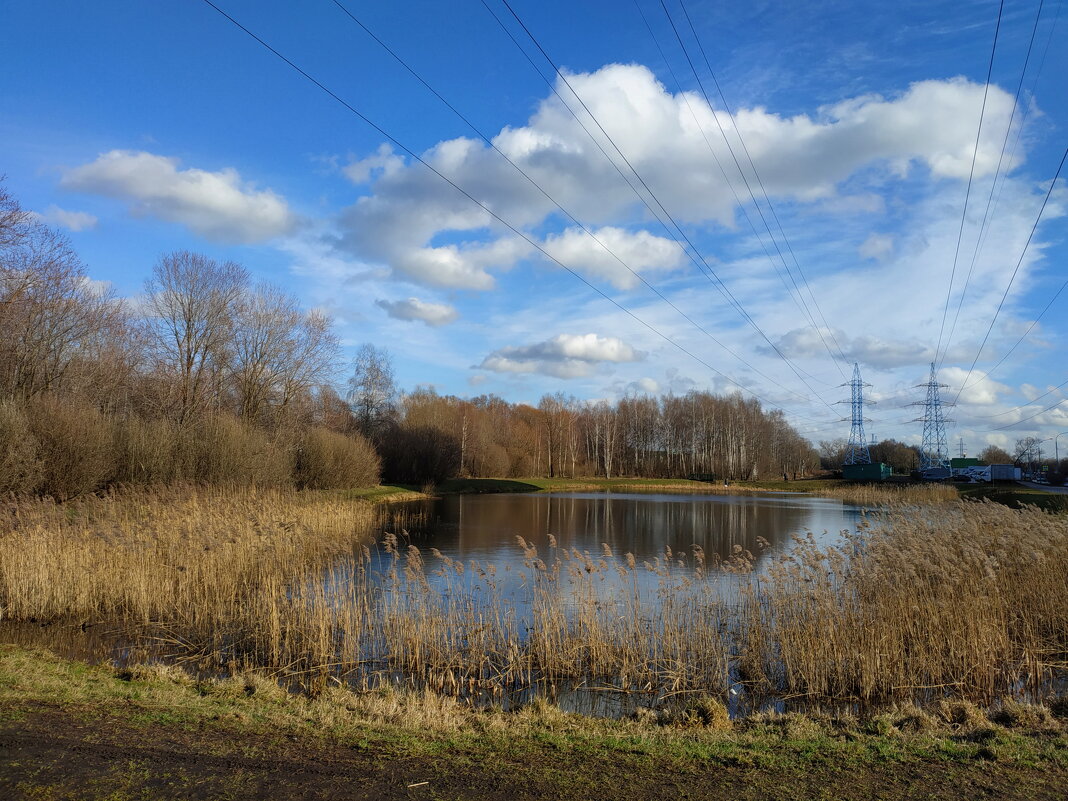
top-left (0, 490), bottom-right (866, 715)
top-left (358, 490), bottom-right (867, 717)
top-left (5, 489), bottom-right (1062, 720)
top-left (394, 490), bottom-right (862, 570)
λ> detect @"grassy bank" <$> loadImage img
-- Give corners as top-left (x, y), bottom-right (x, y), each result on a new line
top-left (434, 475), bottom-right (961, 506)
top-left (436, 476), bottom-right (844, 494)
top-left (958, 483), bottom-right (1068, 513)
top-left (1, 645), bottom-right (1067, 800)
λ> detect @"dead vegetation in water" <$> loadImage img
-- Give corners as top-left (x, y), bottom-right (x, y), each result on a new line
top-left (0, 489), bottom-right (1065, 712)
top-left (818, 482), bottom-right (958, 506)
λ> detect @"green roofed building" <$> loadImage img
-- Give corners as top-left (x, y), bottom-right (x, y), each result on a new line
top-left (842, 462), bottom-right (892, 482)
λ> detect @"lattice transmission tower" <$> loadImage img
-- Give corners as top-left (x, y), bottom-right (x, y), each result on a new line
top-left (839, 362), bottom-right (872, 465)
top-left (910, 362), bottom-right (954, 472)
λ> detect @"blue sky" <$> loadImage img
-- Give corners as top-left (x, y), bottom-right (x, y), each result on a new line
top-left (2, 0), bottom-right (1066, 454)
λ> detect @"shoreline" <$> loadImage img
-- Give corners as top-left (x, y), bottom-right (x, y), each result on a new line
top-left (2, 644), bottom-right (1066, 800)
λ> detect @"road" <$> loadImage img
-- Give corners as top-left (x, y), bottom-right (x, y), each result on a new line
top-left (1016, 480), bottom-right (1068, 494)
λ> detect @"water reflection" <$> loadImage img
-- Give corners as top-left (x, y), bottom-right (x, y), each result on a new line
top-left (401, 491), bottom-right (862, 569)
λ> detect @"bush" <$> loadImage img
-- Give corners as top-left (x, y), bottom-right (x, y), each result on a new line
top-left (187, 414), bottom-right (292, 486)
top-left (293, 427), bottom-right (380, 489)
top-left (380, 425), bottom-right (461, 485)
top-left (0, 399), bottom-right (42, 493)
top-left (112, 415), bottom-right (181, 485)
top-left (25, 395), bottom-right (115, 500)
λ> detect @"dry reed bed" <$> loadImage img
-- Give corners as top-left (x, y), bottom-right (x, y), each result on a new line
top-left (0, 486), bottom-right (378, 627)
top-left (817, 482), bottom-right (958, 506)
top-left (0, 489), bottom-right (1064, 709)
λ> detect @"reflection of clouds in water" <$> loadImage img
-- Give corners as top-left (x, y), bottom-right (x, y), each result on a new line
top-left (365, 492), bottom-right (863, 618)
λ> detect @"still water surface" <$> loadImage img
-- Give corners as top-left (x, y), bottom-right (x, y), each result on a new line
top-left (395, 490), bottom-right (863, 570)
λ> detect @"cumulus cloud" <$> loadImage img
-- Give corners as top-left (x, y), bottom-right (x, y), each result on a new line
top-left (332, 65), bottom-right (1018, 289)
top-left (392, 236), bottom-right (531, 290)
top-left (375, 297), bottom-right (459, 327)
top-left (541, 226), bottom-right (685, 289)
top-left (479, 333), bottom-right (645, 378)
top-left (773, 327), bottom-right (938, 369)
top-left (344, 143), bottom-right (404, 184)
top-left (938, 367), bottom-right (1010, 406)
top-left (61, 150), bottom-right (296, 243)
top-left (36, 205), bottom-right (97, 232)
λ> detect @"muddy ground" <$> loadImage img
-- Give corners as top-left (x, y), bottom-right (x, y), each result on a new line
top-left (3, 700), bottom-right (1067, 801)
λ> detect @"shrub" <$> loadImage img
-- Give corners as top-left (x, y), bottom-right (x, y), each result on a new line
top-left (293, 427), bottom-right (380, 489)
top-left (187, 414), bottom-right (292, 486)
top-left (112, 415), bottom-right (181, 485)
top-left (0, 399), bottom-right (42, 493)
top-left (25, 395), bottom-right (115, 500)
top-left (381, 425), bottom-right (461, 485)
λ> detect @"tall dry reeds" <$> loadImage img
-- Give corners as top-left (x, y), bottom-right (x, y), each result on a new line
top-left (819, 482), bottom-right (958, 506)
top-left (1, 490), bottom-right (1064, 710)
top-left (0, 486), bottom-right (377, 627)
top-left (749, 500), bottom-right (1068, 703)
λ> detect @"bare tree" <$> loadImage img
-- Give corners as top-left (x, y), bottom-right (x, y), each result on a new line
top-left (979, 444), bottom-right (1013, 465)
top-left (230, 285), bottom-right (340, 425)
top-left (144, 252), bottom-right (248, 426)
top-left (0, 221), bottom-right (121, 399)
top-left (347, 344), bottom-right (395, 439)
top-left (1014, 436), bottom-right (1044, 471)
top-left (0, 180), bottom-right (32, 249)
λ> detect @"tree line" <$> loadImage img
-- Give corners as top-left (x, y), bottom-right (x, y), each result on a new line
top-left (0, 182), bottom-right (376, 498)
top-left (1, 181), bottom-right (820, 498)
top-left (353, 350), bottom-right (820, 484)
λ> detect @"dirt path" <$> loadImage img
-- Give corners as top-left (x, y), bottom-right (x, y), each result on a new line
top-left (3, 702), bottom-right (1067, 801)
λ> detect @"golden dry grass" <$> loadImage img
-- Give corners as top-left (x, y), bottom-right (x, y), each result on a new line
top-left (0, 489), bottom-right (1064, 711)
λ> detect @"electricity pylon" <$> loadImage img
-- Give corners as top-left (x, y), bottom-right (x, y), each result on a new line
top-left (910, 362), bottom-right (954, 472)
top-left (838, 362), bottom-right (872, 465)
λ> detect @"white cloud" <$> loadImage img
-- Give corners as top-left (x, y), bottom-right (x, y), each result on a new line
top-left (479, 333), bottom-right (645, 378)
top-left (376, 297), bottom-right (459, 327)
top-left (61, 150), bottom-right (296, 243)
top-left (332, 66), bottom-right (1019, 289)
top-left (391, 236), bottom-right (531, 290)
top-left (37, 205), bottom-right (97, 231)
top-left (628, 377), bottom-right (660, 394)
top-left (343, 143), bottom-right (404, 184)
top-left (938, 367), bottom-right (1010, 406)
top-left (540, 226), bottom-right (685, 289)
top-left (858, 233), bottom-right (894, 261)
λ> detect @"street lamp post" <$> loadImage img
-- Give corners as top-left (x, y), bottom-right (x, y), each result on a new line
top-left (1056, 431), bottom-right (1068, 469)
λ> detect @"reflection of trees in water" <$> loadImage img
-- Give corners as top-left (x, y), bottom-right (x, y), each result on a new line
top-left (432, 494), bottom-right (857, 565)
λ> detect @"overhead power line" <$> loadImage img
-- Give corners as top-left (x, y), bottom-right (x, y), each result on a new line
top-left (950, 146), bottom-right (1067, 407)
top-left (489, 0), bottom-right (842, 409)
top-left (197, 0), bottom-right (832, 425)
top-left (667, 0), bottom-right (849, 376)
top-left (934, 0), bottom-right (1005, 365)
top-left (631, 0), bottom-right (848, 389)
top-left (326, 0), bottom-right (813, 404)
top-left (989, 378), bottom-right (1068, 431)
top-left (973, 372), bottom-right (1068, 420)
top-left (940, 0), bottom-right (1047, 366)
top-left (958, 273), bottom-right (1067, 407)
